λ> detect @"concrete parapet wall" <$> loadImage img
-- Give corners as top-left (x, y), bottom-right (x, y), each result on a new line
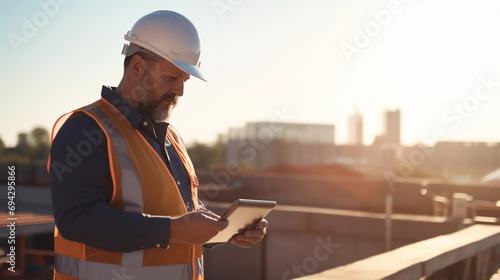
top-left (204, 203), bottom-right (461, 280)
top-left (295, 224), bottom-right (500, 280)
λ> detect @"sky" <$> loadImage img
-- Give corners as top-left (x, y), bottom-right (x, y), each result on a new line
top-left (2, 0), bottom-right (500, 147)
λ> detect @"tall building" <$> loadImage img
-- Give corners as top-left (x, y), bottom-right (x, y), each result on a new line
top-left (383, 110), bottom-right (400, 145)
top-left (348, 112), bottom-right (363, 145)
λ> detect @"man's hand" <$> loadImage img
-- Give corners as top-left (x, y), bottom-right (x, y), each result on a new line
top-left (170, 211), bottom-right (229, 245)
top-left (229, 219), bottom-right (268, 248)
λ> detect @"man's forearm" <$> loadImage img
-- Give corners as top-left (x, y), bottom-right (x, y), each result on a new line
top-left (56, 202), bottom-right (171, 252)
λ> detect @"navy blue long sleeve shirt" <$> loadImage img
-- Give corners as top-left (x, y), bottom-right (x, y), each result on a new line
top-left (49, 86), bottom-right (203, 252)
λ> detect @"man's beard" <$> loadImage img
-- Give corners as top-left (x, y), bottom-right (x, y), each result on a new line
top-left (134, 89), bottom-right (178, 122)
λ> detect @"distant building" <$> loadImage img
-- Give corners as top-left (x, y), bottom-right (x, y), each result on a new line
top-left (224, 122), bottom-right (335, 169)
top-left (348, 112), bottom-right (363, 145)
top-left (368, 109), bottom-right (402, 172)
top-left (421, 141), bottom-right (500, 170)
top-left (383, 110), bottom-right (401, 146)
top-left (243, 122), bottom-right (334, 144)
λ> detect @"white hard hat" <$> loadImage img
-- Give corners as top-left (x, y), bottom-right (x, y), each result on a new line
top-left (122, 10), bottom-right (206, 81)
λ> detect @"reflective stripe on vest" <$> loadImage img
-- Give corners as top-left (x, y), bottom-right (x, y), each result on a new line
top-left (50, 99), bottom-right (203, 280)
top-left (55, 254), bottom-right (203, 279)
top-left (91, 105), bottom-right (147, 267)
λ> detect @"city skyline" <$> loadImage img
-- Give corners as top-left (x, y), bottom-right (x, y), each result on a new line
top-left (2, 1), bottom-right (500, 147)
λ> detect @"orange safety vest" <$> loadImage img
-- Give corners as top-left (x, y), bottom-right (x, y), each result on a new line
top-left (48, 98), bottom-right (203, 280)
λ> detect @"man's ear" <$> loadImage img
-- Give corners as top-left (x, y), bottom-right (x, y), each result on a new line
top-left (128, 54), bottom-right (147, 78)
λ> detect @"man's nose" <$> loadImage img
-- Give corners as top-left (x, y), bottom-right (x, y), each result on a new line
top-left (172, 80), bottom-right (184, 97)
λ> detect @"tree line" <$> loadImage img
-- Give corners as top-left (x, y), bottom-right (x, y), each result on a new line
top-left (0, 126), bottom-right (224, 170)
top-left (0, 127), bottom-right (51, 163)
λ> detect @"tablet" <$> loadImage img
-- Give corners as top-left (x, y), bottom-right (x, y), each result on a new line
top-left (205, 199), bottom-right (277, 244)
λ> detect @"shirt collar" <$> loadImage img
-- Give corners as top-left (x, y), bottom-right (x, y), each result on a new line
top-left (101, 85), bottom-right (147, 130)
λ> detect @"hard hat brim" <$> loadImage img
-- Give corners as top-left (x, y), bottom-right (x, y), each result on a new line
top-left (124, 40), bottom-right (206, 82)
top-left (172, 59), bottom-right (206, 82)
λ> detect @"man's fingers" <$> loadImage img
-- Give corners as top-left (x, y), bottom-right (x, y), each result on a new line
top-left (256, 219), bottom-right (269, 229)
top-left (230, 235), bottom-right (262, 248)
top-left (217, 219), bottom-right (229, 230)
top-left (206, 217), bottom-right (229, 231)
top-left (200, 210), bottom-right (221, 221)
top-left (243, 229), bottom-right (266, 238)
top-left (230, 239), bottom-right (254, 248)
top-left (237, 235), bottom-right (262, 243)
top-left (197, 210), bottom-right (228, 231)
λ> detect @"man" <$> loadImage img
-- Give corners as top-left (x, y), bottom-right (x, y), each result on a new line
top-left (48, 10), bottom-right (268, 280)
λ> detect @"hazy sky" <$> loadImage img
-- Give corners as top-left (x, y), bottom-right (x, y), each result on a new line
top-left (2, 0), bottom-right (500, 147)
